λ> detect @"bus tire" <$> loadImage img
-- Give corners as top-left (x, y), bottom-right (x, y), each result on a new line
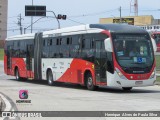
top-left (47, 70), bottom-right (54, 86)
top-left (86, 73), bottom-right (96, 91)
top-left (122, 87), bottom-right (132, 91)
top-left (15, 68), bottom-right (21, 80)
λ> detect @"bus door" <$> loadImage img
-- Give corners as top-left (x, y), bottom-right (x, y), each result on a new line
top-left (95, 40), bottom-right (107, 84)
top-left (26, 45), bottom-right (34, 78)
top-left (7, 45), bottom-right (12, 73)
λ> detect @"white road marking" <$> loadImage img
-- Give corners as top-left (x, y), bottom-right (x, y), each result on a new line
top-left (0, 94), bottom-right (11, 111)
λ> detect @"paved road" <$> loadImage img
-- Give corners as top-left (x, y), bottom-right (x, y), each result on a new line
top-left (0, 61), bottom-right (160, 120)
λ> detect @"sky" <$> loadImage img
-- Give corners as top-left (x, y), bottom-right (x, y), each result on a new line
top-left (7, 0), bottom-right (160, 36)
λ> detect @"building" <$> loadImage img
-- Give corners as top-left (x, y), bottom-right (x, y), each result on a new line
top-left (100, 15), bottom-right (160, 26)
top-left (0, 0), bottom-right (8, 48)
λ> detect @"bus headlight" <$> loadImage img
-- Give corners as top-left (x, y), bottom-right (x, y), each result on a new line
top-left (116, 68), bottom-right (126, 79)
top-left (150, 70), bottom-right (155, 79)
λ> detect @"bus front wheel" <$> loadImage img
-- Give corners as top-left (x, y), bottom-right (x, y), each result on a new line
top-left (86, 73), bottom-right (96, 91)
top-left (122, 87), bottom-right (132, 91)
top-left (47, 70), bottom-right (54, 86)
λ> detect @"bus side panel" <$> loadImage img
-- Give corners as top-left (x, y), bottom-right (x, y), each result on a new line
top-left (11, 58), bottom-right (27, 78)
top-left (4, 53), bottom-right (34, 79)
top-left (42, 58), bottom-right (73, 82)
top-left (4, 55), bottom-right (7, 74)
top-left (56, 59), bottom-right (95, 85)
top-left (70, 59), bottom-right (95, 84)
top-left (42, 58), bottom-right (95, 85)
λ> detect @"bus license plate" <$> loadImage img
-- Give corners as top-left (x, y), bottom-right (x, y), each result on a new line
top-left (135, 81), bottom-right (143, 85)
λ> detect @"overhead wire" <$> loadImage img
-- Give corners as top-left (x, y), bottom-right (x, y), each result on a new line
top-left (6, 8), bottom-right (160, 33)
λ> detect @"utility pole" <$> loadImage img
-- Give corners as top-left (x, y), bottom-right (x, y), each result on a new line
top-left (17, 14), bottom-right (23, 34)
top-left (119, 6), bottom-right (122, 23)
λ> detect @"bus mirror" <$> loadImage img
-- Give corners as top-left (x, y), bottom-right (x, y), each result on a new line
top-left (151, 38), bottom-right (157, 52)
top-left (104, 38), bottom-right (113, 52)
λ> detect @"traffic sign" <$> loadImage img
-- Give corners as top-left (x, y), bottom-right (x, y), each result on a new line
top-left (25, 5), bottom-right (46, 16)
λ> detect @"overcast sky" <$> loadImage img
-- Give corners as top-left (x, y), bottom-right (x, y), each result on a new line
top-left (7, 0), bottom-right (160, 36)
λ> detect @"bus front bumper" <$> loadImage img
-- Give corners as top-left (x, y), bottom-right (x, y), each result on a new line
top-left (107, 71), bottom-right (156, 87)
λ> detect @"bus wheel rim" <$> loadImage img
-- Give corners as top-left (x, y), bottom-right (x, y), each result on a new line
top-left (88, 77), bottom-right (93, 86)
top-left (48, 74), bottom-right (52, 84)
top-left (16, 71), bottom-right (19, 80)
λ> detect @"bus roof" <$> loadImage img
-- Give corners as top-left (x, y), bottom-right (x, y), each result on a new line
top-left (6, 24), bottom-right (148, 41)
top-left (42, 24), bottom-right (102, 37)
top-left (6, 33), bottom-right (35, 41)
top-left (90, 24), bottom-right (148, 34)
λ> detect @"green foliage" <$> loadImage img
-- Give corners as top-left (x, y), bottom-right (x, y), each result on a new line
top-left (0, 49), bottom-right (4, 60)
top-left (157, 77), bottom-right (160, 82)
top-left (155, 55), bottom-right (160, 69)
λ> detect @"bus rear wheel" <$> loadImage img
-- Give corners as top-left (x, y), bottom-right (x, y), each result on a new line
top-left (47, 70), bottom-right (54, 86)
top-left (86, 73), bottom-right (96, 91)
top-left (122, 87), bottom-right (132, 91)
top-left (15, 68), bottom-right (21, 80)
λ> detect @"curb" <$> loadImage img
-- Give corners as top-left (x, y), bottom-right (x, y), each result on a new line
top-left (0, 96), bottom-right (5, 111)
top-left (0, 94), bottom-right (11, 111)
top-left (0, 96), bottom-right (5, 119)
top-left (0, 96), bottom-right (2, 111)
top-left (155, 81), bottom-right (160, 85)
top-left (156, 74), bottom-right (160, 77)
top-left (0, 93), bottom-right (20, 120)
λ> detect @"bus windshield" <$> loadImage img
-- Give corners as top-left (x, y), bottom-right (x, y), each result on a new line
top-left (113, 34), bottom-right (154, 73)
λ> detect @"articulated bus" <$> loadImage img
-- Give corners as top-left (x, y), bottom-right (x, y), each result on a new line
top-left (4, 24), bottom-right (156, 90)
top-left (139, 25), bottom-right (160, 52)
top-left (151, 32), bottom-right (160, 52)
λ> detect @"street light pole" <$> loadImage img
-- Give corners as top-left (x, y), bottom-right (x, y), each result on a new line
top-left (47, 11), bottom-right (60, 29)
top-left (24, 15), bottom-right (59, 34)
top-left (24, 16), bottom-right (46, 34)
top-left (31, 0), bottom-right (33, 33)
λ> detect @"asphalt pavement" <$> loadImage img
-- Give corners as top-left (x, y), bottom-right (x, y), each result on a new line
top-left (0, 60), bottom-right (160, 120)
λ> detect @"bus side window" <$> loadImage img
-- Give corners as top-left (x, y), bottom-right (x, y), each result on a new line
top-left (81, 34), bottom-right (94, 61)
top-left (82, 39), bottom-right (85, 48)
top-left (70, 36), bottom-right (80, 58)
top-left (59, 37), bottom-right (68, 58)
top-left (43, 39), bottom-right (45, 46)
top-left (67, 38), bottom-right (70, 45)
top-left (13, 41), bottom-right (20, 57)
top-left (59, 38), bottom-right (62, 45)
top-left (19, 41), bottom-right (26, 58)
